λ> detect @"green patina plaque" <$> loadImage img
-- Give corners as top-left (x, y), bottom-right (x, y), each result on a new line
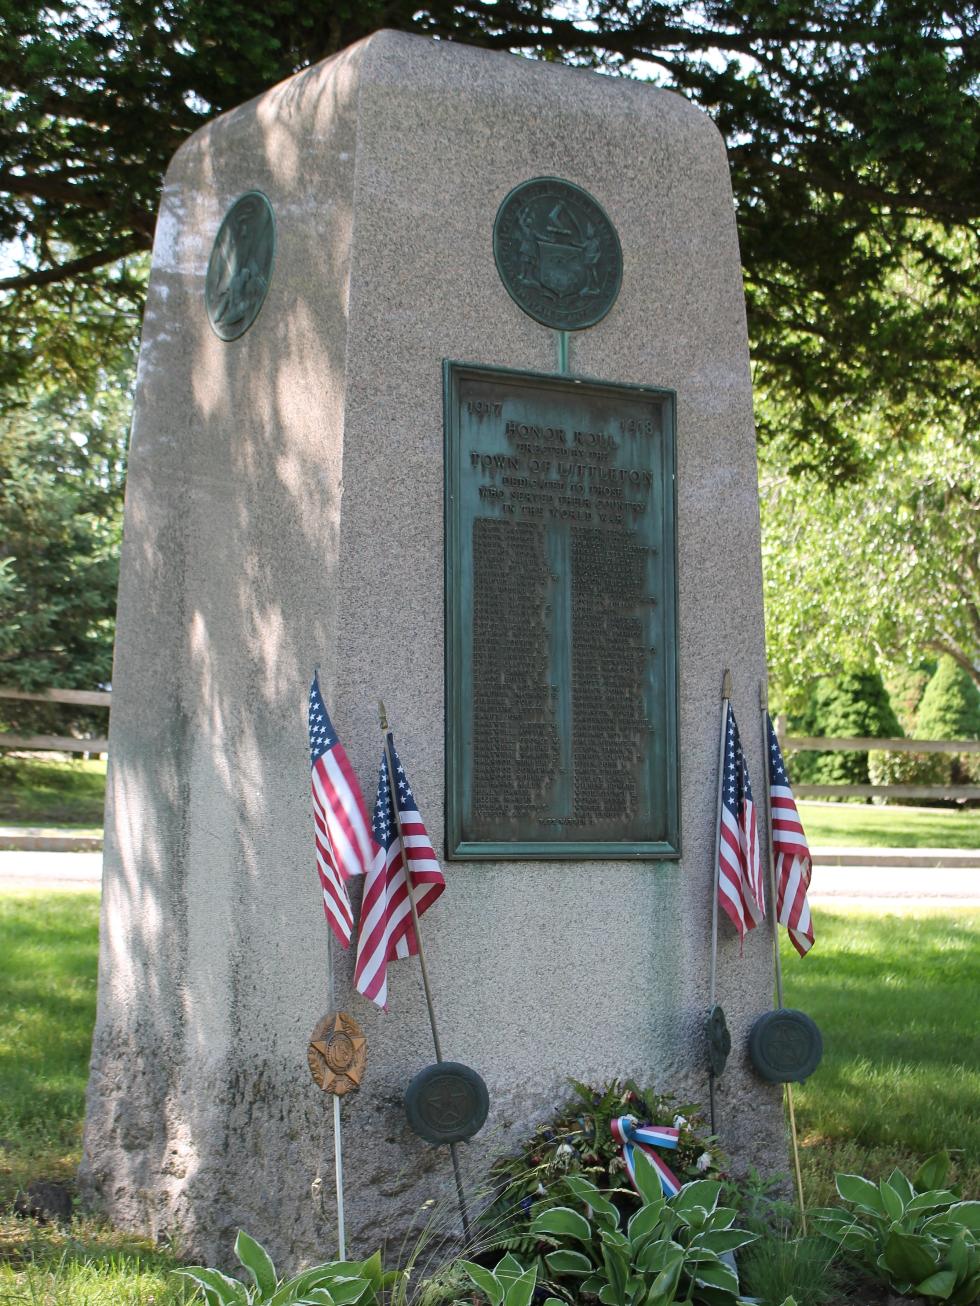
top-left (493, 177), bottom-right (622, 331)
top-left (445, 361), bottom-right (679, 861)
top-left (205, 191), bottom-right (276, 341)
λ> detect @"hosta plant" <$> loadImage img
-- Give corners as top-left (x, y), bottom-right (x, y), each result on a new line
top-left (810, 1152), bottom-right (980, 1304)
top-left (488, 1148), bottom-right (755, 1306)
top-left (176, 1231), bottom-right (401, 1306)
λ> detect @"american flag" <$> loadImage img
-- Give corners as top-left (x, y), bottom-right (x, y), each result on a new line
top-left (718, 702), bottom-right (765, 940)
top-left (767, 714), bottom-right (815, 956)
top-left (308, 675), bottom-right (377, 947)
top-left (354, 733), bottom-right (445, 1009)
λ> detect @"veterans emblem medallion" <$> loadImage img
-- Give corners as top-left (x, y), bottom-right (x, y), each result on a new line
top-left (205, 191), bottom-right (276, 341)
top-left (307, 1010), bottom-right (367, 1096)
top-left (493, 177), bottom-right (622, 331)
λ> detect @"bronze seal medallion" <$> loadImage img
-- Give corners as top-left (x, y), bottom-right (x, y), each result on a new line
top-left (205, 191), bottom-right (276, 341)
top-left (493, 177), bottom-right (622, 331)
top-left (307, 1011), bottom-right (366, 1096)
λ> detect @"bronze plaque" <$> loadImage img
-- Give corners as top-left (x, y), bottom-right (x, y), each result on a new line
top-left (445, 362), bottom-right (679, 860)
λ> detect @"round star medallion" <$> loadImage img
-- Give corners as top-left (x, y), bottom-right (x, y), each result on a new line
top-left (205, 191), bottom-right (276, 341)
top-left (493, 177), bottom-right (622, 331)
top-left (748, 1008), bottom-right (823, 1084)
top-left (404, 1062), bottom-right (490, 1144)
top-left (307, 1010), bottom-right (367, 1096)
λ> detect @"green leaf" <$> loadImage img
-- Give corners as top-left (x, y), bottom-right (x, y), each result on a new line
top-left (703, 1206), bottom-right (737, 1232)
top-left (628, 1201), bottom-right (666, 1245)
top-left (461, 1261), bottom-right (504, 1306)
top-left (503, 1266), bottom-right (537, 1306)
top-left (530, 1206), bottom-right (593, 1243)
top-left (632, 1149), bottom-right (668, 1208)
top-left (880, 1229), bottom-right (941, 1284)
top-left (645, 1247), bottom-right (684, 1305)
top-left (175, 1267), bottom-right (249, 1306)
top-left (324, 1277), bottom-right (372, 1305)
top-left (915, 1269), bottom-right (958, 1300)
top-left (879, 1179), bottom-right (906, 1222)
top-left (235, 1231), bottom-right (278, 1298)
top-left (946, 1202), bottom-right (980, 1233)
top-left (692, 1258), bottom-right (739, 1293)
top-left (545, 1250), bottom-right (594, 1276)
top-left (494, 1255), bottom-right (526, 1286)
top-left (600, 1240), bottom-right (629, 1306)
top-left (836, 1173), bottom-right (886, 1214)
top-left (672, 1180), bottom-right (722, 1215)
top-left (690, 1229), bottom-right (757, 1255)
top-left (563, 1173), bottom-right (613, 1217)
top-left (908, 1190), bottom-right (958, 1215)
top-left (888, 1168), bottom-right (915, 1204)
top-left (914, 1151), bottom-right (951, 1193)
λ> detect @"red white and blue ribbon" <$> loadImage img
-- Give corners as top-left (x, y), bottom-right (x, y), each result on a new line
top-left (611, 1115), bottom-right (682, 1198)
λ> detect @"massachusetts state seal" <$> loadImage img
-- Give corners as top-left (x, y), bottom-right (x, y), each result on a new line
top-left (493, 177), bottom-right (622, 331)
top-left (205, 191), bottom-right (276, 341)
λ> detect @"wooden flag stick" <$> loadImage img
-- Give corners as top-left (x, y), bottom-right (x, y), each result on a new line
top-left (379, 701), bottom-right (443, 1060)
top-left (313, 667), bottom-right (348, 1258)
top-left (708, 669), bottom-right (733, 1134)
top-left (759, 678), bottom-right (807, 1234)
top-left (709, 670), bottom-right (733, 1009)
top-left (377, 701), bottom-right (471, 1242)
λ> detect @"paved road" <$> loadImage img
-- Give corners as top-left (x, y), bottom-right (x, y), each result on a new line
top-left (1, 849), bottom-right (977, 908)
top-left (0, 850), bottom-right (103, 891)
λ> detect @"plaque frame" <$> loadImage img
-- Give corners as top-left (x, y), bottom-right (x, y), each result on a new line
top-left (444, 360), bottom-right (680, 861)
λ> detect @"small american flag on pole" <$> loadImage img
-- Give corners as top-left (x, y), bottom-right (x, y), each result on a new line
top-left (766, 714), bottom-right (815, 956)
top-left (308, 674), bottom-right (377, 947)
top-left (718, 703), bottom-right (765, 941)
top-left (354, 733), bottom-right (445, 1009)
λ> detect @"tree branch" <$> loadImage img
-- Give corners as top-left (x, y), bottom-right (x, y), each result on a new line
top-left (0, 243), bottom-right (146, 292)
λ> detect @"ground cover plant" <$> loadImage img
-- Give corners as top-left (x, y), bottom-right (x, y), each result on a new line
top-left (0, 756), bottom-right (107, 828)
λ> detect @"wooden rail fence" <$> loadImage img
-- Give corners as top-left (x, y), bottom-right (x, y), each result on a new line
top-left (774, 715), bottom-right (980, 801)
top-left (0, 686), bottom-right (111, 755)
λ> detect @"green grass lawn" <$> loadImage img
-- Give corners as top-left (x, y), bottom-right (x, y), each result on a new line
top-left (0, 757), bottom-right (107, 829)
top-left (0, 889), bottom-right (976, 1303)
top-left (781, 908), bottom-right (980, 1207)
top-left (799, 799), bottom-right (980, 850)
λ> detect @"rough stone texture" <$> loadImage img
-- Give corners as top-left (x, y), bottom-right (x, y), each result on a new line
top-left (81, 30), bottom-right (785, 1268)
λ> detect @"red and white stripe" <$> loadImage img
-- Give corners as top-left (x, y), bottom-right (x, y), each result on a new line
top-left (311, 744), bottom-right (376, 947)
top-left (354, 806), bottom-right (444, 1009)
top-left (771, 780), bottom-right (814, 956)
top-left (718, 790), bottom-right (763, 940)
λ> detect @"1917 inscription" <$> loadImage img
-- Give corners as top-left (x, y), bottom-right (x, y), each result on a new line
top-left (445, 363), bottom-right (679, 860)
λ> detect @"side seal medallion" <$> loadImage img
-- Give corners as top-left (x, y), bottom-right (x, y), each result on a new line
top-left (205, 191), bottom-right (276, 341)
top-left (493, 177), bottom-right (622, 331)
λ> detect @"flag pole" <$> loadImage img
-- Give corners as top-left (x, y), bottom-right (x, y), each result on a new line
top-left (759, 679), bottom-right (785, 1008)
top-left (377, 701), bottom-right (471, 1241)
top-left (708, 669), bottom-right (732, 1132)
top-left (313, 666), bottom-right (348, 1258)
top-left (759, 677), bottom-right (807, 1234)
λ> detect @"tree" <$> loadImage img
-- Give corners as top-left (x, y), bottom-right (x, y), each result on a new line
top-left (0, 357), bottom-right (131, 694)
top-left (2, 0), bottom-right (978, 474)
top-left (787, 669), bottom-right (901, 786)
top-left (762, 410), bottom-right (980, 702)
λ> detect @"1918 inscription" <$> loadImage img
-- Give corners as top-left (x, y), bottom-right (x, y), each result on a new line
top-left (445, 362), bottom-right (679, 860)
